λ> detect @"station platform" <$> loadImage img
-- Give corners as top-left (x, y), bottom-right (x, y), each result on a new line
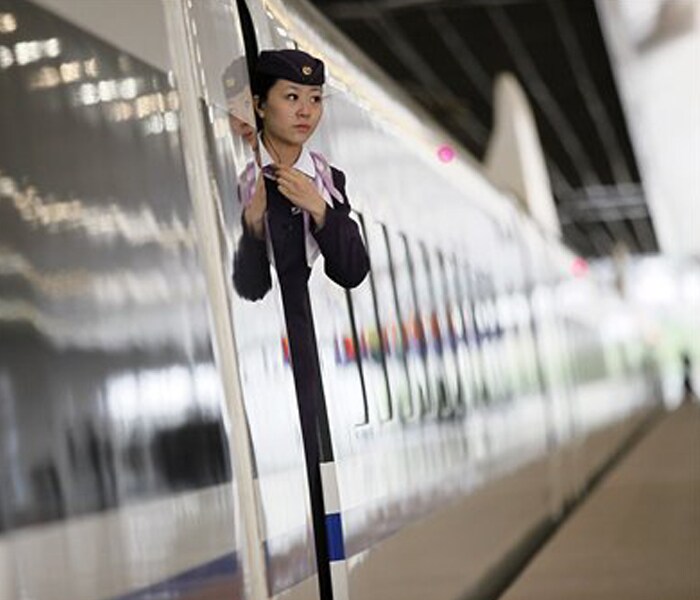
top-left (500, 402), bottom-right (700, 600)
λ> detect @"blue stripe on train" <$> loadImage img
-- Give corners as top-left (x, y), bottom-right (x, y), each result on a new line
top-left (112, 513), bottom-right (347, 598)
top-left (325, 512), bottom-right (346, 562)
top-left (113, 552), bottom-right (238, 600)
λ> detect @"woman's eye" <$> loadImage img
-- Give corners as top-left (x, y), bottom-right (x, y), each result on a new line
top-left (311, 95), bottom-right (322, 104)
top-left (286, 93), bottom-right (298, 101)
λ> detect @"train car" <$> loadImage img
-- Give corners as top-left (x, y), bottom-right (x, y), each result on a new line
top-left (0, 0), bottom-right (660, 599)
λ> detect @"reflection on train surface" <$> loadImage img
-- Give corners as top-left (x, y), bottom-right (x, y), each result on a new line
top-left (0, 1), bottom-right (662, 599)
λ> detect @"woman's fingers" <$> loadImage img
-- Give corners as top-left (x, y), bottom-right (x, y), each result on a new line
top-left (251, 172), bottom-right (267, 208)
top-left (275, 166), bottom-right (315, 205)
top-left (254, 172), bottom-right (265, 194)
top-left (272, 165), bottom-right (326, 223)
top-left (244, 175), bottom-right (267, 238)
top-left (274, 166), bottom-right (304, 188)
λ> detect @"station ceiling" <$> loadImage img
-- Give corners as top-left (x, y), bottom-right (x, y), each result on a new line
top-left (310, 0), bottom-right (660, 257)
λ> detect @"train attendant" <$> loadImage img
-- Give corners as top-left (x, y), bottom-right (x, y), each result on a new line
top-left (231, 49), bottom-right (369, 599)
top-left (233, 49), bottom-right (369, 298)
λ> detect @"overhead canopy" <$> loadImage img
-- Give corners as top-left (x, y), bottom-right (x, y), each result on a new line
top-left (597, 0), bottom-right (700, 258)
top-left (311, 0), bottom-right (659, 257)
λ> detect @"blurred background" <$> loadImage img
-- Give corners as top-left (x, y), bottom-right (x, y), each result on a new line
top-left (0, 1), bottom-right (697, 599)
top-left (309, 0), bottom-right (700, 401)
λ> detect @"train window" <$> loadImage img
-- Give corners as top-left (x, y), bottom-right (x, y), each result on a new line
top-left (512, 291), bottom-right (529, 395)
top-left (429, 250), bottom-right (463, 416)
top-left (513, 290), bottom-right (538, 396)
top-left (494, 227), bottom-right (521, 403)
top-left (496, 289), bottom-right (519, 402)
top-left (408, 240), bottom-right (449, 419)
top-left (527, 294), bottom-right (545, 395)
top-left (455, 261), bottom-right (487, 406)
top-left (512, 233), bottom-right (545, 399)
top-left (443, 254), bottom-right (475, 411)
top-left (532, 282), bottom-right (569, 422)
top-left (474, 272), bottom-right (501, 405)
top-left (385, 231), bottom-right (427, 420)
top-left (503, 243), bottom-right (539, 400)
top-left (308, 249), bottom-right (369, 428)
top-left (493, 290), bottom-right (514, 403)
top-left (490, 284), bottom-right (513, 404)
top-left (474, 287), bottom-right (491, 403)
top-left (343, 214), bottom-right (392, 423)
top-left (364, 220), bottom-right (414, 422)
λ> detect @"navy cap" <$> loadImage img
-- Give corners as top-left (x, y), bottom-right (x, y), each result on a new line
top-left (221, 56), bottom-right (256, 127)
top-left (255, 49), bottom-right (325, 86)
top-left (222, 56), bottom-right (249, 103)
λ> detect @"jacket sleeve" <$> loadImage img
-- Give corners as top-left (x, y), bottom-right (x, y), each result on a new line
top-left (232, 216), bottom-right (272, 301)
top-left (312, 168), bottom-right (370, 289)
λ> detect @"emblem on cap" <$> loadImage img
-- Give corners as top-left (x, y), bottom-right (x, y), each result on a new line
top-left (302, 65), bottom-right (313, 76)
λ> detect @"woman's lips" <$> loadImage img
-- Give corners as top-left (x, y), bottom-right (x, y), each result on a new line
top-left (294, 124), bottom-right (310, 132)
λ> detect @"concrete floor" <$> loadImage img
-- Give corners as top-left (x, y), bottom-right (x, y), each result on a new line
top-left (501, 402), bottom-right (700, 600)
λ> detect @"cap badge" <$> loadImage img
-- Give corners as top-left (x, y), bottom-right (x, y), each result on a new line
top-left (302, 65), bottom-right (313, 76)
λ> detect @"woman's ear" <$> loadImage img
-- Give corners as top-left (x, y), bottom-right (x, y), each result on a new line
top-left (253, 95), bottom-right (264, 118)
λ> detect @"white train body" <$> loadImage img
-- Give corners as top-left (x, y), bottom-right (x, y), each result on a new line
top-left (0, 1), bottom-right (659, 599)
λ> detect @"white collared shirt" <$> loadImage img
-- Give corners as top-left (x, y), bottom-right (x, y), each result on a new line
top-left (255, 139), bottom-right (341, 267)
top-left (258, 139), bottom-right (333, 220)
top-left (258, 140), bottom-right (316, 179)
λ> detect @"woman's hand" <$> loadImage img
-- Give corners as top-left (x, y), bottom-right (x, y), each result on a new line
top-left (274, 165), bottom-right (327, 228)
top-left (243, 172), bottom-right (267, 239)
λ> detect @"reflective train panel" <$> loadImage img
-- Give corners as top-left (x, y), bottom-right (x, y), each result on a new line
top-left (0, 1), bottom-right (661, 599)
top-left (0, 0), bottom-right (248, 598)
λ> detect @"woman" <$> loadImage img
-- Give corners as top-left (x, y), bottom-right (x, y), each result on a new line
top-left (232, 49), bottom-right (369, 599)
top-left (233, 49), bottom-right (369, 298)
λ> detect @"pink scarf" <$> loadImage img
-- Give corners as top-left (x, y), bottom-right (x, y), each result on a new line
top-left (239, 150), bottom-right (345, 267)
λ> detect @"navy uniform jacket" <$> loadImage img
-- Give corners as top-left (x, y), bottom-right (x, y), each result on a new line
top-left (232, 166), bottom-right (367, 597)
top-left (232, 166), bottom-right (369, 454)
top-left (233, 167), bottom-right (368, 299)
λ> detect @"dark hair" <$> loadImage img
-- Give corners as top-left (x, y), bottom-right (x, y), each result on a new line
top-left (252, 72), bottom-right (277, 103)
top-left (251, 72), bottom-right (277, 130)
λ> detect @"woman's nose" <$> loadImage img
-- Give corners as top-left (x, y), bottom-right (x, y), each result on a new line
top-left (297, 100), bottom-right (312, 117)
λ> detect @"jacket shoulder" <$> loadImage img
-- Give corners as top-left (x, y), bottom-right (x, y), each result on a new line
top-left (330, 165), bottom-right (346, 189)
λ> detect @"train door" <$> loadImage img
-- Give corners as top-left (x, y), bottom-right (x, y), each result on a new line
top-left (164, 0), bottom-right (328, 597)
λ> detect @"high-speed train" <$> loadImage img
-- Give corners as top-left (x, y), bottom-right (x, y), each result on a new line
top-left (0, 0), bottom-right (660, 599)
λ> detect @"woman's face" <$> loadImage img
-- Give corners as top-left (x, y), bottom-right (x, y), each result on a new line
top-left (256, 78), bottom-right (323, 149)
top-left (229, 114), bottom-right (257, 149)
